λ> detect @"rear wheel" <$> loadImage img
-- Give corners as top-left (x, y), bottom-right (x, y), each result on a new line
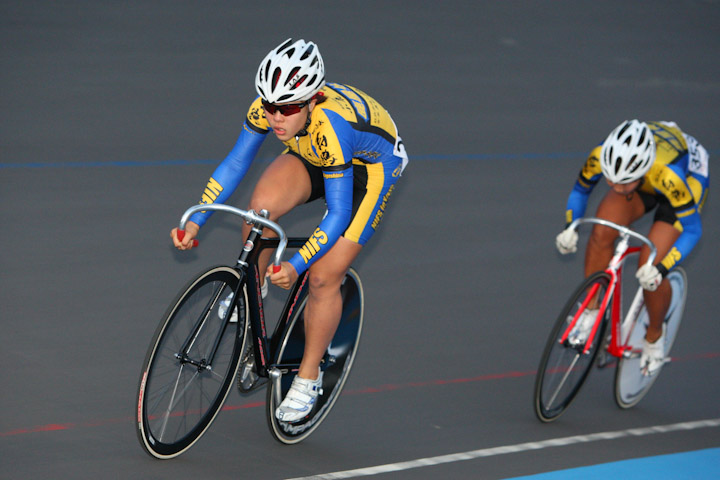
top-left (614, 267), bottom-right (687, 408)
top-left (534, 272), bottom-right (610, 422)
top-left (136, 266), bottom-right (248, 458)
top-left (266, 268), bottom-right (364, 444)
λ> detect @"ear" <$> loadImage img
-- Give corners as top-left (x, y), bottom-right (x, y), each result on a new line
top-left (308, 98), bottom-right (318, 113)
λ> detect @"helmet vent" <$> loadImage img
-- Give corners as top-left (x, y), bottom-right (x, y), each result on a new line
top-left (618, 122), bottom-right (630, 137)
top-left (272, 67), bottom-right (282, 90)
top-left (287, 67), bottom-right (300, 86)
top-left (637, 128), bottom-right (647, 145)
top-left (277, 38), bottom-right (294, 52)
top-left (301, 44), bottom-right (314, 60)
top-left (628, 155), bottom-right (640, 173)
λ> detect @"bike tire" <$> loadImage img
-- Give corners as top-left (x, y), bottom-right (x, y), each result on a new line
top-left (136, 266), bottom-right (249, 459)
top-left (266, 268), bottom-right (364, 444)
top-left (534, 272), bottom-right (610, 422)
top-left (614, 267), bottom-right (687, 409)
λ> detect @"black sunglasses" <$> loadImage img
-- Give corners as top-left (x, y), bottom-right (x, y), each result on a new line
top-left (261, 99), bottom-right (310, 116)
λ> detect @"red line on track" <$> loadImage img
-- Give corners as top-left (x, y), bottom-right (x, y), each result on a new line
top-left (2, 353), bottom-right (717, 438)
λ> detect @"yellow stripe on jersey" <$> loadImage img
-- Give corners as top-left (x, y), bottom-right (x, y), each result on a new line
top-left (344, 162), bottom-right (385, 243)
top-left (676, 208), bottom-right (696, 218)
top-left (686, 176), bottom-right (706, 212)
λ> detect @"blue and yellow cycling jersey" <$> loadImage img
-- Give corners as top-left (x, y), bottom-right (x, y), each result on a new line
top-left (565, 121), bottom-right (709, 273)
top-left (190, 83), bottom-right (408, 275)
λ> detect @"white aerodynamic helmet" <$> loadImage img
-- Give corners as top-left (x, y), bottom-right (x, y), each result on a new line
top-left (255, 38), bottom-right (325, 104)
top-left (599, 120), bottom-right (656, 184)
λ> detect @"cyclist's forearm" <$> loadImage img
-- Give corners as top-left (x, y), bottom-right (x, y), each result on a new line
top-left (658, 215), bottom-right (702, 274)
top-left (565, 186), bottom-right (591, 226)
top-left (189, 124), bottom-right (265, 226)
top-left (288, 175), bottom-right (353, 275)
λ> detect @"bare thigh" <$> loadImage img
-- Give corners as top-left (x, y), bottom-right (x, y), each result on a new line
top-left (247, 153), bottom-right (312, 221)
top-left (242, 154), bottom-right (313, 271)
top-left (585, 189), bottom-right (647, 275)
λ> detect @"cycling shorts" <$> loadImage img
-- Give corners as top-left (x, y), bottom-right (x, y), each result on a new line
top-left (639, 173), bottom-right (709, 231)
top-left (291, 151), bottom-right (401, 245)
top-left (638, 192), bottom-right (679, 227)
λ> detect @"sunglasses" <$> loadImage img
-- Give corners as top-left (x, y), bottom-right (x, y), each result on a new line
top-left (261, 99), bottom-right (309, 116)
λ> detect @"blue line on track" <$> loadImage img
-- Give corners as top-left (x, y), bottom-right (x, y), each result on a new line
top-left (0, 152), bottom-right (586, 169)
top-left (3, 151), bottom-right (718, 170)
top-left (505, 448), bottom-right (720, 480)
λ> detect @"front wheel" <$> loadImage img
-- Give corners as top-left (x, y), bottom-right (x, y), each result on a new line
top-left (614, 267), bottom-right (687, 409)
top-left (136, 266), bottom-right (249, 459)
top-left (266, 268), bottom-right (364, 444)
top-left (534, 272), bottom-right (610, 422)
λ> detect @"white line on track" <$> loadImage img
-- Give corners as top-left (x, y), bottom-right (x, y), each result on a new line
top-left (285, 418), bottom-right (720, 480)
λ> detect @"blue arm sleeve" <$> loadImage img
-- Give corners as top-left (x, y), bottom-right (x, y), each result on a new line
top-left (189, 122), bottom-right (267, 226)
top-left (288, 168), bottom-right (354, 275)
top-left (564, 179), bottom-right (595, 226)
top-left (659, 209), bottom-right (702, 273)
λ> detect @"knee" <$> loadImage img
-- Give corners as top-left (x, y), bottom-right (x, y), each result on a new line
top-left (588, 226), bottom-right (617, 250)
top-left (307, 269), bottom-right (343, 295)
top-left (247, 192), bottom-right (278, 220)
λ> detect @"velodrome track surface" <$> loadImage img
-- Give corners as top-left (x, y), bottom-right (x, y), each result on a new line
top-left (2, 2), bottom-right (719, 479)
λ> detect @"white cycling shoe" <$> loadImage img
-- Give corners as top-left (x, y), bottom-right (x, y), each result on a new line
top-left (275, 371), bottom-right (324, 423)
top-left (641, 333), bottom-right (666, 377)
top-left (568, 309), bottom-right (598, 346)
top-left (218, 294), bottom-right (240, 323)
top-left (218, 280), bottom-right (268, 323)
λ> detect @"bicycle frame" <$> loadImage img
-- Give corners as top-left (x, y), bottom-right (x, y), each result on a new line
top-left (179, 204), bottom-right (316, 404)
top-left (558, 218), bottom-right (657, 356)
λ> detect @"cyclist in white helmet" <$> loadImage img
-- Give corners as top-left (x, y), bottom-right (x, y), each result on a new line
top-left (171, 38), bottom-right (408, 422)
top-left (555, 120), bottom-right (709, 375)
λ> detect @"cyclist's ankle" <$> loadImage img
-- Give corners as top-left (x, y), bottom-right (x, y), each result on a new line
top-left (644, 329), bottom-right (663, 344)
top-left (297, 367), bottom-right (321, 381)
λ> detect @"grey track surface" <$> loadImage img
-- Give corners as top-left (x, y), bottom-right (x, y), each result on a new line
top-left (2, 2), bottom-right (719, 479)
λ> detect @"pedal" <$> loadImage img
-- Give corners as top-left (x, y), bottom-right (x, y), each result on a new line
top-left (237, 349), bottom-right (267, 393)
top-left (596, 350), bottom-right (610, 369)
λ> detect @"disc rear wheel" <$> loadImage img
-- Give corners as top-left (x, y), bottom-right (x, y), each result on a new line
top-left (267, 268), bottom-right (364, 444)
top-left (614, 267), bottom-right (687, 408)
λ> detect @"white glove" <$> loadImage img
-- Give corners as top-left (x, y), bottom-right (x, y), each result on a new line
top-left (636, 264), bottom-right (662, 291)
top-left (555, 227), bottom-right (579, 255)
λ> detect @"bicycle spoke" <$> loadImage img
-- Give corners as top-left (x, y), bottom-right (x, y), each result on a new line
top-left (159, 366), bottom-right (193, 440)
top-left (546, 352), bottom-right (581, 408)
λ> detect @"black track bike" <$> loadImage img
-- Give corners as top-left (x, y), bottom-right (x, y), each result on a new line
top-left (136, 204), bottom-right (364, 458)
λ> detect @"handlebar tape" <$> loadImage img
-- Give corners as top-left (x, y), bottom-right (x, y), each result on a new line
top-left (177, 229), bottom-right (199, 247)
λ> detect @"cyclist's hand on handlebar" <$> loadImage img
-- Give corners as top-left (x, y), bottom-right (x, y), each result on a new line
top-left (555, 227), bottom-right (579, 254)
top-left (636, 263), bottom-right (662, 291)
top-left (267, 261), bottom-right (298, 290)
top-left (171, 221), bottom-right (200, 250)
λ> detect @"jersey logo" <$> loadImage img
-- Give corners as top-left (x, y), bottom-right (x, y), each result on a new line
top-left (661, 177), bottom-right (686, 203)
top-left (661, 247), bottom-right (682, 271)
top-left (371, 185), bottom-right (395, 229)
top-left (298, 228), bottom-right (328, 264)
top-left (315, 132), bottom-right (338, 165)
top-left (201, 177), bottom-right (223, 204)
